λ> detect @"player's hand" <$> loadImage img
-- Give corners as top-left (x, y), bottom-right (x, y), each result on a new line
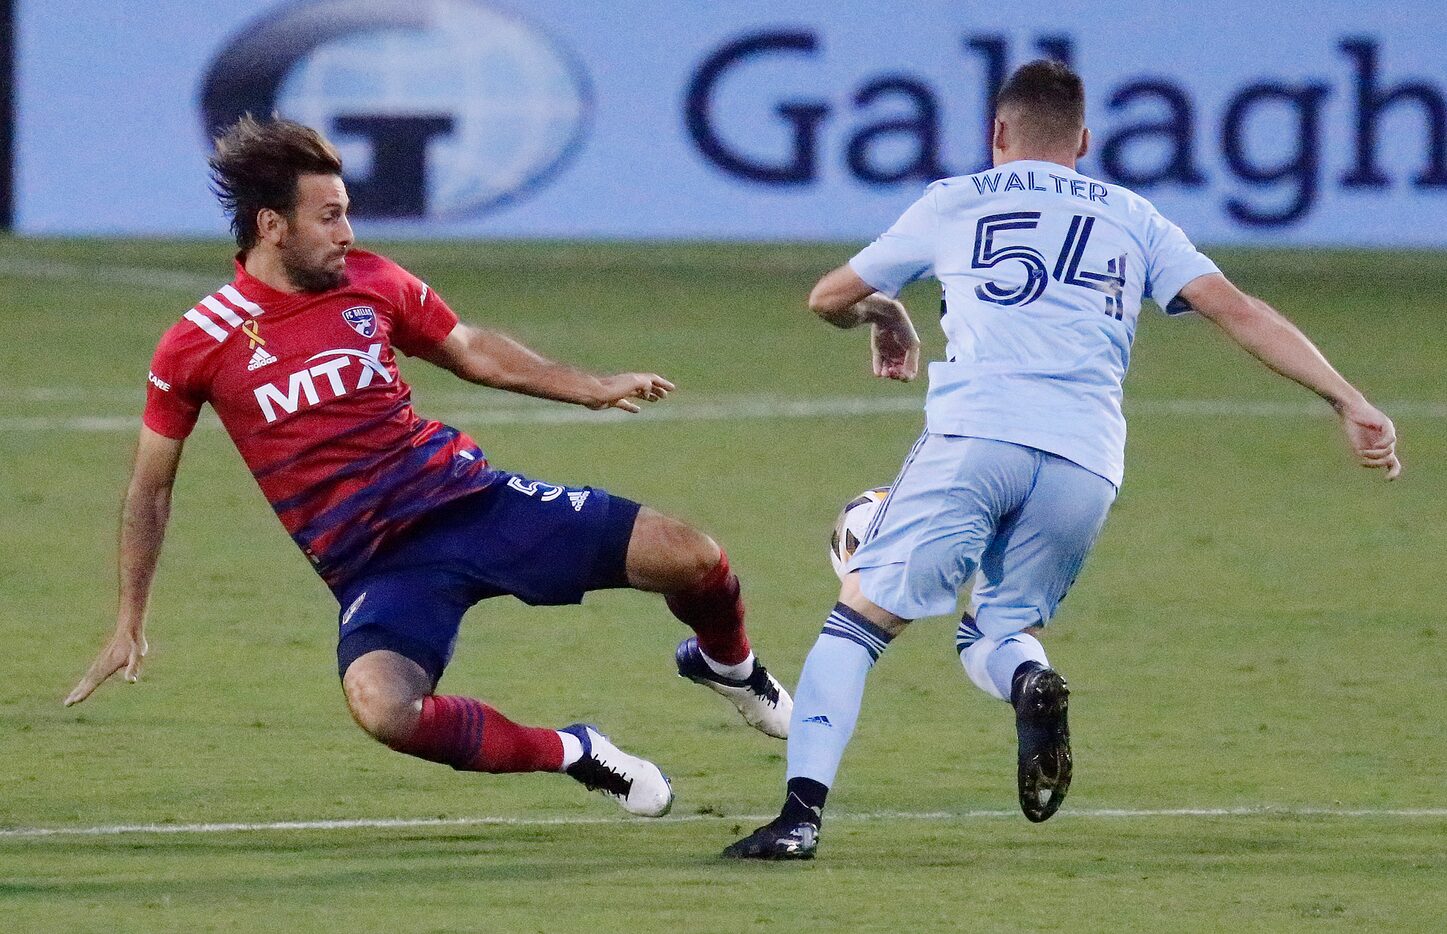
top-left (1338, 399), bottom-right (1401, 480)
top-left (588, 373), bottom-right (676, 413)
top-left (64, 624), bottom-right (148, 706)
top-left (869, 306), bottom-right (920, 382)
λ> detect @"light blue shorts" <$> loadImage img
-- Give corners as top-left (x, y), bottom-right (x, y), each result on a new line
top-left (850, 434), bottom-right (1116, 636)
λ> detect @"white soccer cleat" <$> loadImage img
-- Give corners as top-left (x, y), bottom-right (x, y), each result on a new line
top-left (675, 637), bottom-right (793, 739)
top-left (560, 724), bottom-right (674, 817)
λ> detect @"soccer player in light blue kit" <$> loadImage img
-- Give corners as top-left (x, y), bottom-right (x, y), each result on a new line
top-left (725, 60), bottom-right (1402, 859)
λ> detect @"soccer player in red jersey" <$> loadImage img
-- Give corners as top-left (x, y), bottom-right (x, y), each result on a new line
top-left (65, 116), bottom-right (792, 816)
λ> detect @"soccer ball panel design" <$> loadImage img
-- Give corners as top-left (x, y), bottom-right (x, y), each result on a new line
top-left (828, 487), bottom-right (890, 579)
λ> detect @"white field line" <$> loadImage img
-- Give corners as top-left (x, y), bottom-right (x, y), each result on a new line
top-left (0, 256), bottom-right (224, 293)
top-left (3, 806), bottom-right (1443, 840)
top-left (0, 252), bottom-right (834, 291)
top-left (2, 395), bottom-right (1446, 434)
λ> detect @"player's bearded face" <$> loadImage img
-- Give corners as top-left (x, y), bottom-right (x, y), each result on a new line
top-left (279, 174), bottom-right (354, 292)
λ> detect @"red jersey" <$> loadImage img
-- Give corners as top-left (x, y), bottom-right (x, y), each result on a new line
top-left (143, 249), bottom-right (499, 588)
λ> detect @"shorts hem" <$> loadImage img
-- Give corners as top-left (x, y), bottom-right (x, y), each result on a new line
top-left (854, 564), bottom-right (950, 621)
top-left (585, 495), bottom-right (641, 592)
top-left (337, 624), bottom-right (447, 687)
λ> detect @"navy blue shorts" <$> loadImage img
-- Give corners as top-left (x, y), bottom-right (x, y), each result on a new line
top-left (334, 472), bottom-right (640, 685)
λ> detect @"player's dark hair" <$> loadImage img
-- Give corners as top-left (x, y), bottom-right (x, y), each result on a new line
top-left (208, 115), bottom-right (344, 251)
top-left (994, 59), bottom-right (1085, 147)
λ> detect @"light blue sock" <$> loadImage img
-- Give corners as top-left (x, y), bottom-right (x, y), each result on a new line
top-left (785, 604), bottom-right (895, 787)
top-left (984, 631), bottom-right (1050, 702)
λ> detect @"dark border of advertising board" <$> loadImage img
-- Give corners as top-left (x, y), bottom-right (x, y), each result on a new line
top-left (0, 0), bottom-right (13, 230)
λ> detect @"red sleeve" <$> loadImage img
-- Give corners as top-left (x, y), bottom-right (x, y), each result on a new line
top-left (141, 327), bottom-right (206, 439)
top-left (388, 263), bottom-right (460, 357)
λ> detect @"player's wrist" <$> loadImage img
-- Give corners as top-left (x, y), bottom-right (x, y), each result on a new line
top-left (857, 295), bottom-right (901, 323)
top-left (114, 603), bottom-right (145, 629)
top-left (574, 374), bottom-right (612, 409)
top-left (1324, 386), bottom-right (1368, 416)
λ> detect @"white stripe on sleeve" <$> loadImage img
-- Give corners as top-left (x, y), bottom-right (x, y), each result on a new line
top-left (199, 295), bottom-right (243, 326)
top-left (218, 284), bottom-right (263, 316)
top-left (183, 308), bottom-right (229, 342)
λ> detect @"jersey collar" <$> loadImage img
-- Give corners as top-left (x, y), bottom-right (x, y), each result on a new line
top-left (232, 254), bottom-right (311, 307)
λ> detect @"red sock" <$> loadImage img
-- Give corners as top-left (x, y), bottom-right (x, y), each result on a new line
top-left (475, 703), bottom-right (565, 773)
top-left (666, 550), bottom-right (751, 665)
top-left (391, 695), bottom-right (564, 773)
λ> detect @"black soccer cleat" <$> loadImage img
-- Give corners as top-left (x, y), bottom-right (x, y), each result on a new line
top-left (721, 817), bottom-right (819, 860)
top-left (676, 637), bottom-right (792, 738)
top-left (1013, 665), bottom-right (1072, 823)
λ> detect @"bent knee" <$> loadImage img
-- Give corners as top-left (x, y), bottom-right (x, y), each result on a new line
top-left (973, 604), bottom-right (1047, 641)
top-left (344, 680), bottom-right (422, 747)
top-left (342, 655), bottom-right (428, 747)
top-left (629, 508), bottom-right (722, 592)
top-left (678, 531), bottom-right (723, 586)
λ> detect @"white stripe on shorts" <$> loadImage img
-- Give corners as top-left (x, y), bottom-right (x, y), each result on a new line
top-left (861, 430), bottom-right (928, 547)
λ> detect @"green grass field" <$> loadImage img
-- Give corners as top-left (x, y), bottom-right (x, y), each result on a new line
top-left (1, 238), bottom-right (1443, 932)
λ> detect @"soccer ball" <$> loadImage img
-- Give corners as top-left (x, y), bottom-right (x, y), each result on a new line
top-left (829, 487), bottom-right (890, 579)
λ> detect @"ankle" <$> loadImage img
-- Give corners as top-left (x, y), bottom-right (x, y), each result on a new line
top-left (1010, 661), bottom-right (1047, 707)
top-left (701, 648), bottom-right (755, 680)
top-left (781, 776), bottom-right (828, 827)
top-left (557, 728), bottom-right (584, 770)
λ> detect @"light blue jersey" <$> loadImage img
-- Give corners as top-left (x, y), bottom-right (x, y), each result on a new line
top-left (850, 159), bottom-right (1218, 487)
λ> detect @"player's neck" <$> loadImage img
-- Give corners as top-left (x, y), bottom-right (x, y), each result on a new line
top-left (994, 149), bottom-right (1078, 171)
top-left (241, 247), bottom-right (306, 294)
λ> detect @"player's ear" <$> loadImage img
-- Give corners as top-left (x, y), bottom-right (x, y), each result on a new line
top-left (991, 116), bottom-right (1008, 160)
top-left (1077, 127), bottom-right (1091, 160)
top-left (256, 207), bottom-right (287, 245)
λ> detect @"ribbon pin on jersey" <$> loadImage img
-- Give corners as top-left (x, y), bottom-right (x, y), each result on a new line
top-left (242, 319), bottom-right (265, 349)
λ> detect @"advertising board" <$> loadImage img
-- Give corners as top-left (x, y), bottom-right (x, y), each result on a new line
top-left (15, 0), bottom-right (1447, 244)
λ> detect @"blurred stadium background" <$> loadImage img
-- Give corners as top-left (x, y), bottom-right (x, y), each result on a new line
top-left (2, 2), bottom-right (1443, 931)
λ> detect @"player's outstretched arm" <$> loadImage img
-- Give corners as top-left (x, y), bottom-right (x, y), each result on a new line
top-left (65, 428), bottom-right (184, 706)
top-left (1178, 273), bottom-right (1402, 481)
top-left (808, 265), bottom-right (919, 381)
top-left (420, 323), bottom-right (674, 413)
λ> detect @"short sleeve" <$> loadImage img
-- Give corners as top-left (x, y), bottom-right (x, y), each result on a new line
top-left (1144, 211), bottom-right (1219, 315)
top-left (390, 266), bottom-right (460, 357)
top-left (848, 187), bottom-right (938, 298)
top-left (142, 329), bottom-right (205, 439)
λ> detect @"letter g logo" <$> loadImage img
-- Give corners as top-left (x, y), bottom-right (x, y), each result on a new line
top-left (200, 0), bottom-right (592, 220)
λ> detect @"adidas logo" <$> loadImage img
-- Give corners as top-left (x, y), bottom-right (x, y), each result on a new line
top-left (802, 715), bottom-right (833, 727)
top-left (247, 345), bottom-right (278, 371)
top-left (567, 490), bottom-right (590, 512)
